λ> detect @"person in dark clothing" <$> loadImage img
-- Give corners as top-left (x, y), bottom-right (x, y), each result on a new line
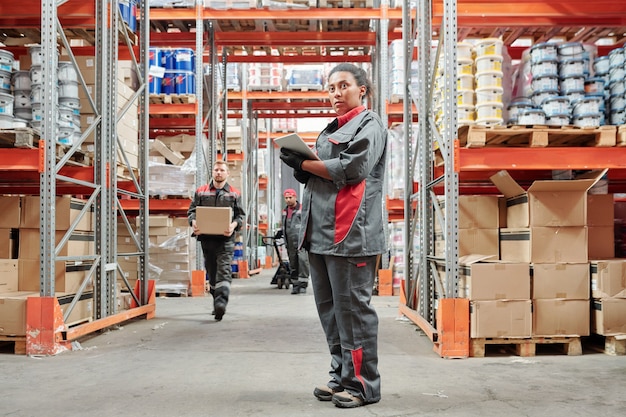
top-left (187, 160), bottom-right (245, 321)
top-left (280, 63), bottom-right (387, 408)
top-left (281, 188), bottom-right (310, 294)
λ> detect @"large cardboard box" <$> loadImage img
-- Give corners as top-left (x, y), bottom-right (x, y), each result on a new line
top-left (588, 226), bottom-right (615, 260)
top-left (500, 227), bottom-right (587, 263)
top-left (20, 196), bottom-right (93, 231)
top-left (470, 300), bottom-right (532, 338)
top-left (436, 228), bottom-right (498, 258)
top-left (460, 255), bottom-right (530, 301)
top-left (195, 207), bottom-right (232, 235)
top-left (18, 229), bottom-right (94, 260)
top-left (436, 195), bottom-right (500, 230)
top-left (57, 292), bottom-right (93, 326)
top-left (531, 263), bottom-right (590, 300)
top-left (533, 299), bottom-right (590, 336)
top-left (592, 298), bottom-right (626, 335)
top-left (490, 169), bottom-right (605, 228)
top-left (0, 228), bottom-right (17, 259)
top-left (18, 259), bottom-right (65, 292)
top-left (0, 196), bottom-right (21, 228)
top-left (590, 260), bottom-right (626, 299)
top-left (0, 260), bottom-right (18, 293)
top-left (587, 194), bottom-right (614, 227)
top-left (0, 292), bottom-right (37, 335)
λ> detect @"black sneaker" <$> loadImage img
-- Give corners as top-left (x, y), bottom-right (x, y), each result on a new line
top-left (214, 304), bottom-right (225, 321)
top-left (332, 391), bottom-right (365, 408)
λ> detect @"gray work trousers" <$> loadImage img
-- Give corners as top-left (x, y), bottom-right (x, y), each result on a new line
top-left (308, 253), bottom-right (381, 403)
top-left (199, 237), bottom-right (234, 309)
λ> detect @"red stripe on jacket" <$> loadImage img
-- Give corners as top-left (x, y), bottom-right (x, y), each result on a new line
top-left (334, 180), bottom-right (365, 244)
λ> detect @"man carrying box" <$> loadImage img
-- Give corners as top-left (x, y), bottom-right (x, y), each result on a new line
top-left (188, 160), bottom-right (245, 321)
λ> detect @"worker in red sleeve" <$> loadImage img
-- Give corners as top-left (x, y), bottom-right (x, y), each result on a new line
top-left (281, 188), bottom-right (310, 294)
top-left (280, 63), bottom-right (387, 408)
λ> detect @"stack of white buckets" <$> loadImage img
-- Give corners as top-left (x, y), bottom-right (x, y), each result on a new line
top-left (0, 49), bottom-right (15, 128)
top-left (9, 45), bottom-right (81, 145)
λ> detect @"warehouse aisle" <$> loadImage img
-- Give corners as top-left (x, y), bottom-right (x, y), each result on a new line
top-left (0, 267), bottom-right (625, 417)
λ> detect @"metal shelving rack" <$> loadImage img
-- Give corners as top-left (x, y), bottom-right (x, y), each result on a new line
top-left (0, 0), bottom-right (154, 355)
top-left (398, 0), bottom-right (626, 358)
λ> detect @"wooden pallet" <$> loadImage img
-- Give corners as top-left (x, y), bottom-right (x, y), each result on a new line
top-left (459, 124), bottom-right (617, 148)
top-left (318, 0), bottom-right (374, 8)
top-left (470, 336), bottom-right (583, 357)
top-left (0, 335), bottom-right (27, 355)
top-left (0, 128), bottom-right (38, 148)
top-left (618, 125), bottom-right (626, 146)
top-left (588, 334), bottom-right (626, 356)
top-left (149, 93), bottom-right (196, 105)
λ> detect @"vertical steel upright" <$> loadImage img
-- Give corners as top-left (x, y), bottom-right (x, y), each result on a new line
top-left (403, 0), bottom-right (459, 335)
top-left (39, 0), bottom-right (59, 297)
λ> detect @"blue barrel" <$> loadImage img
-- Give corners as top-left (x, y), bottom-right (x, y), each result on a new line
top-left (119, 0), bottom-right (130, 25)
top-left (148, 48), bottom-right (163, 94)
top-left (231, 262), bottom-right (239, 273)
top-left (175, 71), bottom-right (195, 94)
top-left (148, 75), bottom-right (161, 94)
top-left (162, 71), bottom-right (175, 94)
top-left (174, 48), bottom-right (195, 71)
top-left (128, 0), bottom-right (138, 32)
top-left (162, 49), bottom-right (176, 70)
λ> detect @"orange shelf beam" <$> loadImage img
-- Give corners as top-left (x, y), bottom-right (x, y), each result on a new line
top-left (119, 198), bottom-right (191, 213)
top-left (149, 103), bottom-right (197, 115)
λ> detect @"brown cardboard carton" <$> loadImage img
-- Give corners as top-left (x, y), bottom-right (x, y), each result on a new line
top-left (490, 169), bottom-right (606, 228)
top-left (196, 207), bottom-right (232, 236)
top-left (588, 226), bottom-right (615, 260)
top-left (0, 196), bottom-right (21, 228)
top-left (590, 260), bottom-right (626, 299)
top-left (0, 260), bottom-right (18, 293)
top-left (531, 263), bottom-right (590, 300)
top-left (18, 229), bottom-right (95, 260)
top-left (587, 194), bottom-right (615, 227)
top-left (436, 195), bottom-right (500, 230)
top-left (0, 228), bottom-right (16, 259)
top-left (470, 300), bottom-right (532, 338)
top-left (0, 292), bottom-right (37, 336)
top-left (18, 259), bottom-right (65, 292)
top-left (460, 255), bottom-right (530, 301)
top-left (20, 196), bottom-right (93, 231)
top-left (500, 227), bottom-right (588, 263)
top-left (591, 298), bottom-right (626, 335)
top-left (533, 299), bottom-right (590, 336)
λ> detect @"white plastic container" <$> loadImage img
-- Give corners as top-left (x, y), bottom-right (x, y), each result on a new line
top-left (475, 55), bottom-right (503, 73)
top-left (572, 96), bottom-right (604, 116)
top-left (457, 58), bottom-right (474, 76)
top-left (531, 59), bottom-right (559, 77)
top-left (59, 97), bottom-right (81, 111)
top-left (474, 38), bottom-right (504, 57)
top-left (541, 96), bottom-right (571, 117)
top-left (58, 62), bottom-right (78, 84)
top-left (507, 98), bottom-right (534, 122)
top-left (610, 80), bottom-right (625, 96)
top-left (565, 90), bottom-right (586, 104)
top-left (11, 70), bottom-right (31, 90)
top-left (610, 94), bottom-right (626, 111)
top-left (545, 114), bottom-right (570, 126)
top-left (59, 81), bottom-right (79, 99)
top-left (457, 89), bottom-right (474, 106)
top-left (29, 44), bottom-right (44, 67)
top-left (531, 89), bottom-right (559, 107)
top-left (530, 42), bottom-right (559, 63)
top-left (476, 102), bottom-right (503, 120)
top-left (560, 75), bottom-right (586, 94)
top-left (584, 77), bottom-right (606, 94)
top-left (609, 66), bottom-right (625, 84)
top-left (475, 87), bottom-right (503, 104)
top-left (457, 74), bottom-right (474, 90)
top-left (573, 113), bottom-right (601, 127)
top-left (593, 56), bottom-right (610, 75)
top-left (457, 42), bottom-right (474, 60)
top-left (518, 108), bottom-right (546, 125)
top-left (0, 92), bottom-right (14, 116)
top-left (609, 107), bottom-right (626, 125)
top-left (558, 42), bottom-right (585, 58)
top-left (0, 114), bottom-right (12, 128)
top-left (475, 71), bottom-right (503, 89)
top-left (30, 85), bottom-right (42, 104)
top-left (13, 90), bottom-right (30, 108)
top-left (531, 75), bottom-right (559, 92)
top-left (31, 103), bottom-right (42, 122)
top-left (457, 105), bottom-right (475, 122)
top-left (30, 66), bottom-right (43, 85)
top-left (0, 49), bottom-right (14, 72)
top-left (15, 107), bottom-right (31, 121)
top-left (475, 117), bottom-right (504, 127)
top-left (608, 47), bottom-right (624, 68)
top-left (0, 70), bottom-right (11, 91)
top-left (559, 58), bottom-right (586, 77)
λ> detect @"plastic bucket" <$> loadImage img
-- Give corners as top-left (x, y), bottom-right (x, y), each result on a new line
top-left (162, 71), bottom-right (176, 94)
top-left (518, 109), bottom-right (546, 125)
top-left (29, 45), bottom-right (44, 67)
top-left (475, 87), bottom-right (503, 104)
top-left (572, 96), bottom-right (604, 116)
top-left (457, 89), bottom-right (474, 106)
top-left (559, 58), bottom-right (586, 78)
top-left (31, 103), bottom-right (43, 122)
top-left (119, 0), bottom-right (130, 25)
top-left (475, 71), bottom-right (503, 89)
top-left (474, 38), bottom-right (503, 57)
top-left (0, 49), bottom-right (14, 72)
top-left (457, 42), bottom-right (473, 60)
top-left (610, 94), bottom-right (626, 111)
top-left (14, 107), bottom-right (31, 120)
top-left (457, 74), bottom-right (474, 90)
top-left (610, 80), bottom-right (625, 96)
top-left (59, 81), bottom-right (79, 99)
top-left (457, 58), bottom-right (473, 76)
top-left (545, 114), bottom-right (570, 126)
top-left (609, 66), bottom-right (625, 84)
top-left (149, 47), bottom-right (162, 68)
top-left (593, 56), bottom-right (610, 75)
top-left (58, 105), bottom-right (75, 123)
top-left (13, 90), bottom-right (31, 108)
top-left (507, 98), bottom-right (534, 121)
top-left (610, 106), bottom-right (626, 125)
top-left (560, 75), bottom-right (586, 95)
top-left (11, 70), bottom-right (31, 90)
top-left (573, 113), bottom-right (601, 127)
top-left (608, 47), bottom-right (624, 68)
top-left (0, 70), bottom-right (11, 91)
top-left (30, 66), bottom-right (43, 85)
top-left (0, 92), bottom-right (14, 116)
top-left (564, 90), bottom-right (586, 104)
top-left (584, 77), bottom-right (606, 94)
top-left (175, 70), bottom-right (195, 94)
top-left (57, 119), bottom-right (75, 146)
top-left (30, 85), bottom-right (42, 104)
top-left (475, 55), bottom-right (503, 73)
top-left (475, 117), bottom-right (503, 127)
top-left (557, 42), bottom-right (585, 58)
top-left (476, 102), bottom-right (503, 120)
top-left (531, 59), bottom-right (559, 77)
top-left (174, 48), bottom-right (194, 71)
top-left (541, 96), bottom-right (570, 117)
top-left (530, 42), bottom-right (558, 63)
top-left (457, 105), bottom-right (475, 121)
top-left (58, 62), bottom-right (78, 83)
top-left (0, 114), bottom-right (12, 128)
top-left (162, 49), bottom-right (176, 70)
top-left (531, 74), bottom-right (559, 92)
top-left (530, 88), bottom-right (559, 107)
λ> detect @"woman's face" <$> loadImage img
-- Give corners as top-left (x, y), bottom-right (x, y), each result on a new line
top-left (327, 71), bottom-right (366, 116)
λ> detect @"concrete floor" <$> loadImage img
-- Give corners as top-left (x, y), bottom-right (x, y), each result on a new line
top-left (1, 267), bottom-right (625, 417)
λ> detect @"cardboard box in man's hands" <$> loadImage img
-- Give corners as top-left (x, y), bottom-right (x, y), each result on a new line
top-left (196, 207), bottom-right (232, 235)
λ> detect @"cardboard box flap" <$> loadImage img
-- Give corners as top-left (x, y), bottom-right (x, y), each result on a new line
top-left (489, 171), bottom-right (526, 198)
top-left (459, 254), bottom-right (496, 265)
top-left (575, 168), bottom-right (608, 185)
top-left (528, 178), bottom-right (597, 193)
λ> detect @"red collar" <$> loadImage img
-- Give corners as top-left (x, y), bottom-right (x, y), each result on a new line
top-left (337, 106), bottom-right (366, 128)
